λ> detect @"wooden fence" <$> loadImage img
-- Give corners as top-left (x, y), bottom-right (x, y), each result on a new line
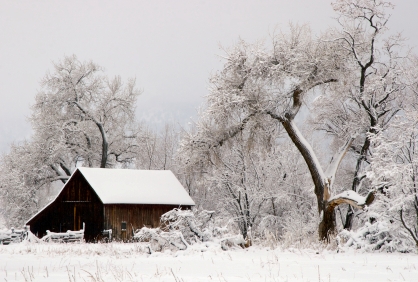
top-left (0, 226), bottom-right (29, 245)
top-left (41, 223), bottom-right (85, 243)
top-left (0, 223), bottom-right (85, 244)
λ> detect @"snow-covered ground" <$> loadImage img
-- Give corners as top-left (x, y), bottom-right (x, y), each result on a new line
top-left (0, 242), bottom-right (417, 281)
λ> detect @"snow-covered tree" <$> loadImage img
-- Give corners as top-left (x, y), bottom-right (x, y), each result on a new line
top-left (311, 0), bottom-right (411, 230)
top-left (179, 22), bottom-right (377, 241)
top-left (135, 123), bottom-right (179, 171)
top-left (179, 117), bottom-right (316, 241)
top-left (368, 108), bottom-right (418, 248)
top-left (179, 0), bottom-right (418, 242)
top-left (0, 141), bottom-right (54, 226)
top-left (0, 55), bottom-right (142, 226)
top-left (32, 55), bottom-right (141, 170)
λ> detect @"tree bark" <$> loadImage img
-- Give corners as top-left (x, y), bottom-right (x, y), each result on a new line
top-left (343, 205), bottom-right (354, 229)
top-left (74, 101), bottom-right (109, 168)
top-left (280, 117), bottom-right (338, 240)
top-left (98, 123), bottom-right (109, 168)
top-left (319, 205), bottom-right (337, 241)
top-left (344, 126), bottom-right (376, 230)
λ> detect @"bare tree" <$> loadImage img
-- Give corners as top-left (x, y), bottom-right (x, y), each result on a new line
top-left (135, 123), bottom-right (179, 170)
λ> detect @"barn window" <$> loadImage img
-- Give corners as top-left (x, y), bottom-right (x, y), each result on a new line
top-left (121, 221), bottom-right (127, 231)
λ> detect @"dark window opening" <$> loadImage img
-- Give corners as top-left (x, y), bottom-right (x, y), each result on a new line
top-left (121, 221), bottom-right (127, 231)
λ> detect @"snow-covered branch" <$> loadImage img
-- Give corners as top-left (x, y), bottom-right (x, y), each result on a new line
top-left (327, 190), bottom-right (374, 210)
top-left (324, 136), bottom-right (357, 197)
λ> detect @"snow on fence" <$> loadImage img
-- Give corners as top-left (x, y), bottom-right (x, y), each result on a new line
top-left (41, 222), bottom-right (85, 243)
top-left (0, 224), bottom-right (85, 244)
top-left (0, 226), bottom-right (29, 245)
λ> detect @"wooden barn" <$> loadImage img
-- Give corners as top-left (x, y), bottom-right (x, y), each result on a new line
top-left (25, 167), bottom-right (195, 241)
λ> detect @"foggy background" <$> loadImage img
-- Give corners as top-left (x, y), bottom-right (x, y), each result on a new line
top-left (1, 0), bottom-right (417, 153)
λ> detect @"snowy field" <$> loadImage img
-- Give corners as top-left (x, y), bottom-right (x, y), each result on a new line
top-left (0, 243), bottom-right (417, 281)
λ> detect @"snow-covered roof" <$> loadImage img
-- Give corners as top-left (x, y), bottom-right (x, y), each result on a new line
top-left (78, 167), bottom-right (195, 205)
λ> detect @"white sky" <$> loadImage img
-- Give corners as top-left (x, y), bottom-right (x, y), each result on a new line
top-left (0, 0), bottom-right (417, 154)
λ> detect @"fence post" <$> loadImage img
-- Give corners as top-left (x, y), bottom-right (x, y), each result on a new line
top-left (23, 225), bottom-right (30, 241)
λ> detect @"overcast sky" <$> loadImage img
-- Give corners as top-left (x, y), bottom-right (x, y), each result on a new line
top-left (0, 0), bottom-right (417, 154)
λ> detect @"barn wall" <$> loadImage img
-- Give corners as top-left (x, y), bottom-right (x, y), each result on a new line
top-left (27, 170), bottom-right (104, 242)
top-left (103, 204), bottom-right (191, 241)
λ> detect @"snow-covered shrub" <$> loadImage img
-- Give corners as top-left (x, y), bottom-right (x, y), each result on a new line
top-left (365, 114), bottom-right (418, 251)
top-left (338, 218), bottom-right (414, 253)
top-left (256, 216), bottom-right (281, 248)
top-left (160, 208), bottom-right (214, 243)
top-left (280, 207), bottom-right (319, 249)
top-left (133, 227), bottom-right (187, 253)
top-left (220, 234), bottom-right (246, 250)
top-left (134, 209), bottom-right (245, 253)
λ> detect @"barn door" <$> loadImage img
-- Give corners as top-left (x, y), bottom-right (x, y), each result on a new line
top-left (73, 205), bottom-right (81, 231)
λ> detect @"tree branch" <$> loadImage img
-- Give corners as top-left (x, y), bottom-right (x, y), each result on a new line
top-left (272, 117), bottom-right (326, 211)
top-left (399, 209), bottom-right (418, 246)
top-left (324, 136), bottom-right (357, 197)
top-left (50, 164), bottom-right (68, 184)
top-left (327, 190), bottom-right (375, 210)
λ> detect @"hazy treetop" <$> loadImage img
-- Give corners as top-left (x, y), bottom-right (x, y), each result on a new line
top-left (0, 0), bottom-right (416, 153)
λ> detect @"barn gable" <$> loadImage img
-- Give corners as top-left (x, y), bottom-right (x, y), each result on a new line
top-left (26, 169), bottom-right (104, 241)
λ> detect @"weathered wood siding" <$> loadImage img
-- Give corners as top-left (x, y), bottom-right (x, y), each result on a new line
top-left (27, 170), bottom-right (104, 242)
top-left (103, 204), bottom-right (192, 241)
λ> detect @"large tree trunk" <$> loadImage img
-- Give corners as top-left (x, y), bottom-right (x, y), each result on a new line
top-left (343, 205), bottom-right (354, 229)
top-left (74, 101), bottom-right (109, 168)
top-left (277, 116), bottom-right (338, 240)
top-left (100, 137), bottom-right (108, 168)
top-left (265, 111), bottom-right (374, 241)
top-left (319, 206), bottom-right (337, 241)
top-left (96, 123), bottom-right (109, 168)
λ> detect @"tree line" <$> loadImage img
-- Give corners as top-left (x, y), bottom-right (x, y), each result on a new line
top-left (1, 0), bottom-right (418, 248)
